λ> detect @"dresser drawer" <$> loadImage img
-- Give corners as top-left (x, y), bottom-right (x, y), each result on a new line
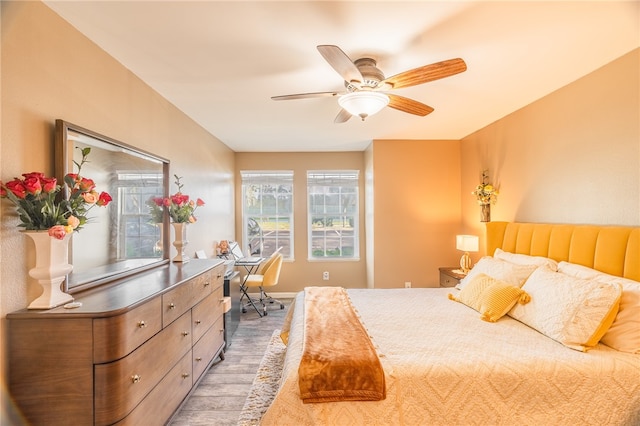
top-left (162, 271), bottom-right (214, 326)
top-left (93, 298), bottom-right (162, 363)
top-left (114, 351), bottom-right (193, 426)
top-left (8, 318), bottom-right (95, 425)
top-left (193, 316), bottom-right (225, 380)
top-left (210, 263), bottom-right (225, 290)
top-left (192, 288), bottom-right (224, 343)
top-left (94, 312), bottom-right (192, 425)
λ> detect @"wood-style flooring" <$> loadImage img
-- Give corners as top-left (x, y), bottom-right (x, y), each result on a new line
top-left (169, 298), bottom-right (291, 425)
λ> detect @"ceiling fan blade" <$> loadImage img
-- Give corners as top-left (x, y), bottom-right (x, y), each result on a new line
top-left (387, 94), bottom-right (434, 116)
top-left (317, 45), bottom-right (363, 85)
top-left (334, 108), bottom-right (352, 124)
top-left (381, 58), bottom-right (467, 89)
top-left (271, 91), bottom-right (339, 101)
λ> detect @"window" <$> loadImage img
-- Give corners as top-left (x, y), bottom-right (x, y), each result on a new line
top-left (241, 171), bottom-right (294, 259)
top-left (118, 172), bottom-right (164, 259)
top-left (308, 170), bottom-right (359, 259)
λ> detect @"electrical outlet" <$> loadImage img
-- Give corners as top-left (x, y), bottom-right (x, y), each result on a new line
top-left (404, 281), bottom-right (412, 288)
top-left (323, 271), bottom-right (330, 280)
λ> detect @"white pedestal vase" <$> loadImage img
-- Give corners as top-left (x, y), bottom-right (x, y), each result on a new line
top-left (172, 222), bottom-right (190, 263)
top-left (24, 231), bottom-right (74, 309)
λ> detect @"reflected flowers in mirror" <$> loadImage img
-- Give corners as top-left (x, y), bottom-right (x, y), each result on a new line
top-left (147, 196), bottom-right (165, 224)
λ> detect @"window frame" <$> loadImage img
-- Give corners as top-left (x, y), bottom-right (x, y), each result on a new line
top-left (117, 172), bottom-right (164, 259)
top-left (240, 170), bottom-right (294, 260)
top-left (307, 170), bottom-right (360, 261)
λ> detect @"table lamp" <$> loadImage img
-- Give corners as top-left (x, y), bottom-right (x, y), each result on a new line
top-left (456, 235), bottom-right (479, 274)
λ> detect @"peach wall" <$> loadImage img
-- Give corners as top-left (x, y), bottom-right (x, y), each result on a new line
top-left (235, 152), bottom-right (367, 292)
top-left (460, 48), bottom-right (640, 253)
top-left (236, 144), bottom-right (462, 292)
top-left (1, 2), bottom-right (235, 421)
top-left (372, 140), bottom-right (461, 288)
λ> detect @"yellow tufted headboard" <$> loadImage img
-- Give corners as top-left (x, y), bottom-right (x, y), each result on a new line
top-left (486, 222), bottom-right (640, 281)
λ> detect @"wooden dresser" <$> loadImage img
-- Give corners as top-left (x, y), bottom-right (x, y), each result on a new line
top-left (7, 259), bottom-right (225, 425)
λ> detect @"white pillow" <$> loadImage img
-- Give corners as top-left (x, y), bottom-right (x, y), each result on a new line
top-left (456, 256), bottom-right (538, 290)
top-left (509, 266), bottom-right (622, 352)
top-left (494, 248), bottom-right (558, 270)
top-left (558, 261), bottom-right (640, 354)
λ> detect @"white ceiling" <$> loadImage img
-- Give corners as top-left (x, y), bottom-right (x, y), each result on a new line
top-left (43, 1), bottom-right (639, 152)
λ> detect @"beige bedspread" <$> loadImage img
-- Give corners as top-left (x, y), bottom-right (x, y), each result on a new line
top-left (261, 288), bottom-right (640, 426)
top-left (298, 287), bottom-right (385, 403)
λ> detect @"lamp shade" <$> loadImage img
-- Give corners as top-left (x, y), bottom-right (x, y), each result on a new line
top-left (456, 235), bottom-right (479, 252)
top-left (338, 92), bottom-right (389, 120)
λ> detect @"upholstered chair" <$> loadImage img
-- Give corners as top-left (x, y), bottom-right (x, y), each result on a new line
top-left (244, 253), bottom-right (284, 316)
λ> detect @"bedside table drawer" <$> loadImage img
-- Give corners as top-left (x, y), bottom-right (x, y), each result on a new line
top-left (438, 267), bottom-right (466, 288)
top-left (439, 272), bottom-right (459, 287)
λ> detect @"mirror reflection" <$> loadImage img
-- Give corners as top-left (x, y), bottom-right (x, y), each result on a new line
top-left (56, 120), bottom-right (169, 290)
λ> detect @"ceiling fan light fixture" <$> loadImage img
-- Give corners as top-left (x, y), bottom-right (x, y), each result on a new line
top-left (338, 92), bottom-right (389, 121)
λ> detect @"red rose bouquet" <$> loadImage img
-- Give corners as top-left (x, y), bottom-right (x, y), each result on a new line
top-left (1, 147), bottom-right (112, 239)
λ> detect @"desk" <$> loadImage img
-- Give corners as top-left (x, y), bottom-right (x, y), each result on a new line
top-left (235, 258), bottom-right (264, 316)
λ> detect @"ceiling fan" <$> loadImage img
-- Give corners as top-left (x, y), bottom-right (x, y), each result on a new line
top-left (272, 45), bottom-right (467, 123)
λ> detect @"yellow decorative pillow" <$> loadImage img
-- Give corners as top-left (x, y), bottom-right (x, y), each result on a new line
top-left (449, 273), bottom-right (530, 322)
top-left (479, 280), bottom-right (531, 322)
top-left (449, 273), bottom-right (494, 311)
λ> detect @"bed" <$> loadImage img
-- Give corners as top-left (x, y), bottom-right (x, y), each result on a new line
top-left (260, 222), bottom-right (640, 425)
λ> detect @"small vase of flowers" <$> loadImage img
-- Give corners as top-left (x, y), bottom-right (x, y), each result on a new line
top-left (472, 170), bottom-right (498, 222)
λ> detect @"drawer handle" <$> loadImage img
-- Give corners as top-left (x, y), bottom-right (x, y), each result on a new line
top-left (219, 298), bottom-right (225, 303)
top-left (216, 273), bottom-right (222, 278)
top-left (168, 303), bottom-right (176, 310)
top-left (181, 331), bottom-right (190, 337)
top-left (194, 320), bottom-right (202, 325)
top-left (204, 281), bottom-right (210, 287)
top-left (195, 357), bottom-right (203, 362)
top-left (219, 328), bottom-right (224, 334)
top-left (131, 375), bottom-right (141, 384)
top-left (182, 373), bottom-right (190, 379)
top-left (137, 320), bottom-right (147, 328)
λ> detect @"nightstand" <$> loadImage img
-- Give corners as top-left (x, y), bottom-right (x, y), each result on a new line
top-left (439, 267), bottom-right (467, 288)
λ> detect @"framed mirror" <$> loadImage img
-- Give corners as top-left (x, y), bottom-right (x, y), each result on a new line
top-left (55, 120), bottom-right (170, 292)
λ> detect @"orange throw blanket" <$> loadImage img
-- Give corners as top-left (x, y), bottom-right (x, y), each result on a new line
top-left (298, 287), bottom-right (386, 403)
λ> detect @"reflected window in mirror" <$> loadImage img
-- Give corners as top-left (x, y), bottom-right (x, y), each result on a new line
top-left (119, 171), bottom-right (165, 258)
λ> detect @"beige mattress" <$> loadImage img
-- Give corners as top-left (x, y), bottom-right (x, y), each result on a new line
top-left (261, 288), bottom-right (640, 425)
